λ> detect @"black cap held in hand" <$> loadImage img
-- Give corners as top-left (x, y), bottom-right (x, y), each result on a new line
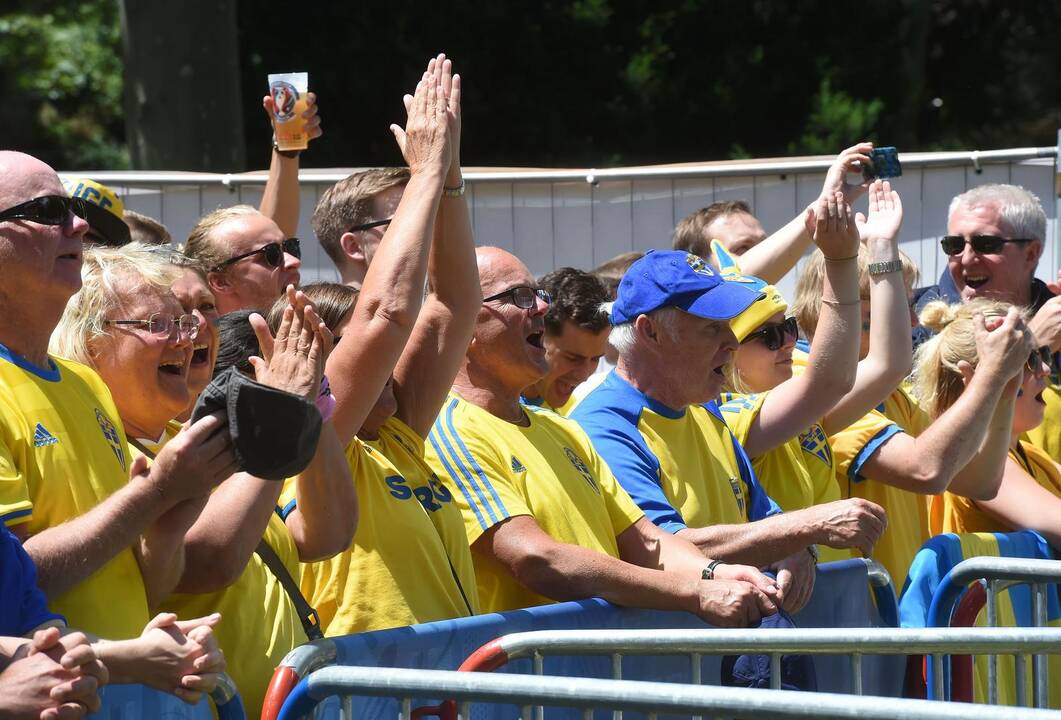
top-left (190, 366), bottom-right (322, 481)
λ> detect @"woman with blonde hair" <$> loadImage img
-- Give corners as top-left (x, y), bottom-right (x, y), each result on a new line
top-left (914, 299), bottom-right (1061, 545)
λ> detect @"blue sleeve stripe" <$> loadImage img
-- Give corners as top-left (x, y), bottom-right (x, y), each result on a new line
top-left (1, 508), bottom-right (31, 524)
top-left (429, 423), bottom-right (490, 531)
top-left (849, 424), bottom-right (905, 483)
top-left (276, 499), bottom-right (297, 521)
top-left (656, 519), bottom-right (688, 534)
top-left (444, 401), bottom-right (509, 520)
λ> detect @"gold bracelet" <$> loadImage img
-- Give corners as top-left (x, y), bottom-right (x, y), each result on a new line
top-left (820, 297), bottom-right (861, 306)
top-left (822, 253), bottom-right (859, 262)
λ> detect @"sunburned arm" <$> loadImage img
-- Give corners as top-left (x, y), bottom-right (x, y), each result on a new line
top-left (675, 497), bottom-right (885, 564)
top-left (173, 473), bottom-right (282, 594)
top-left (822, 181), bottom-right (912, 434)
top-left (744, 194), bottom-right (861, 458)
top-left (479, 515), bottom-right (774, 627)
top-left (392, 60), bottom-right (480, 438)
top-left (974, 455), bottom-right (1061, 549)
top-left (283, 423), bottom-right (357, 562)
top-left (328, 59), bottom-right (450, 444)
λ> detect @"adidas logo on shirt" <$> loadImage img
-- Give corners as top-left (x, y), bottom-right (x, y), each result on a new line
top-left (33, 423), bottom-right (58, 447)
top-left (510, 456), bottom-right (526, 473)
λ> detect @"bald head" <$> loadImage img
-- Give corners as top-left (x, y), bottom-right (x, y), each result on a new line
top-left (475, 246), bottom-right (529, 295)
top-left (0, 151), bottom-right (63, 208)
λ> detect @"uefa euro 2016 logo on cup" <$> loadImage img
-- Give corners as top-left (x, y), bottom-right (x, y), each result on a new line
top-left (268, 72), bottom-right (309, 151)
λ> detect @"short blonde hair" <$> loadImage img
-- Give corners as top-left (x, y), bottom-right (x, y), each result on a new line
top-left (312, 168), bottom-right (410, 266)
top-left (792, 246), bottom-right (920, 340)
top-left (51, 243), bottom-right (184, 367)
top-left (183, 204), bottom-right (260, 271)
top-left (911, 298), bottom-right (1029, 418)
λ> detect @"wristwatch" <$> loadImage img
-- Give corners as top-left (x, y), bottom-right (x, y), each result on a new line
top-left (702, 559), bottom-right (725, 580)
top-left (807, 545), bottom-right (819, 563)
top-left (443, 179), bottom-right (466, 198)
top-left (867, 259), bottom-right (903, 275)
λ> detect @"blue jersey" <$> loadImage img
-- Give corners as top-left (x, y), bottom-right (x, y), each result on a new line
top-left (1, 524), bottom-right (63, 636)
top-left (571, 370), bottom-right (781, 533)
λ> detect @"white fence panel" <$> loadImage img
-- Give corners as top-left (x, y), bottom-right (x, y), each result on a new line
top-left (62, 148), bottom-right (1058, 294)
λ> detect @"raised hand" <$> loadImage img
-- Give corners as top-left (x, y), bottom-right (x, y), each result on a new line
top-left (855, 179), bottom-right (903, 245)
top-left (821, 142), bottom-right (874, 205)
top-left (972, 307), bottom-right (1037, 388)
top-left (147, 411), bottom-right (238, 504)
top-left (248, 285), bottom-right (331, 400)
top-left (263, 91), bottom-right (322, 146)
top-left (810, 191), bottom-right (860, 260)
top-left (390, 56), bottom-right (452, 176)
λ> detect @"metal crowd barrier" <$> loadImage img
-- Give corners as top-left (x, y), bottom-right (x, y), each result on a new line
top-left (275, 665), bottom-right (1061, 720)
top-left (927, 556), bottom-right (1061, 709)
top-left (261, 559), bottom-right (900, 719)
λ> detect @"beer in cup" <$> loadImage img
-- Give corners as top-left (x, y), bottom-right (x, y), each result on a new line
top-left (268, 72), bottom-right (310, 152)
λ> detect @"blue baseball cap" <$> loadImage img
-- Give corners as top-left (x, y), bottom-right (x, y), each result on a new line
top-left (610, 250), bottom-right (764, 325)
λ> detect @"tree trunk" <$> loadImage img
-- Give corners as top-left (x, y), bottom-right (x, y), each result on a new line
top-left (119, 0), bottom-right (245, 171)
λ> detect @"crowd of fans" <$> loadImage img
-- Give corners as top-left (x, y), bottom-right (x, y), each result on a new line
top-left (1, 53), bottom-right (1059, 718)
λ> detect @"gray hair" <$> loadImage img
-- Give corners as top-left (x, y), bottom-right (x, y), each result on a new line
top-left (51, 243), bottom-right (184, 367)
top-left (947, 184), bottom-right (1047, 243)
top-left (607, 305), bottom-right (683, 356)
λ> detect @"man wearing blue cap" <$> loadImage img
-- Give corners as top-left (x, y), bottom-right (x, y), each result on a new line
top-left (572, 243), bottom-right (883, 613)
top-left (424, 246), bottom-right (782, 627)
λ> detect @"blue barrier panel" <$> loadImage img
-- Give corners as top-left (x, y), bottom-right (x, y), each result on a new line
top-left (283, 559), bottom-right (901, 719)
top-left (88, 680), bottom-right (244, 719)
top-left (89, 684), bottom-right (214, 719)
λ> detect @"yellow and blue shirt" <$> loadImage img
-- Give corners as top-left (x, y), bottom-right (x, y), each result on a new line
top-left (0, 346), bottom-right (149, 640)
top-left (1025, 359), bottom-right (1061, 464)
top-left (718, 391), bottom-right (847, 562)
top-left (286, 417), bottom-right (477, 637)
top-left (571, 371), bottom-right (781, 534)
top-left (151, 423), bottom-right (302, 718)
top-left (425, 393), bottom-right (644, 614)
top-left (829, 385), bottom-right (932, 588)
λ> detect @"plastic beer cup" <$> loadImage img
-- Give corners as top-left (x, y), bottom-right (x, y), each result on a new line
top-left (268, 72), bottom-right (309, 151)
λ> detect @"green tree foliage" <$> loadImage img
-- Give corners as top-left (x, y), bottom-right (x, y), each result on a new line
top-left (2, 1), bottom-right (1058, 170)
top-left (0, 0), bottom-right (126, 169)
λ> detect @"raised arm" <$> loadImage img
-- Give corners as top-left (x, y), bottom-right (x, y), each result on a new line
top-left (393, 55), bottom-right (481, 438)
top-left (737, 143), bottom-right (872, 283)
top-left (823, 180), bottom-right (911, 433)
top-left (860, 309), bottom-right (1032, 498)
top-left (743, 192), bottom-right (862, 458)
top-left (259, 92), bottom-right (322, 237)
top-left (327, 58), bottom-right (452, 444)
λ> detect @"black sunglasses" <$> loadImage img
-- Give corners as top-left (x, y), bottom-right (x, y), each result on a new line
top-left (482, 286), bottom-right (551, 309)
top-left (1028, 345), bottom-right (1052, 373)
top-left (0, 195), bottom-right (88, 227)
top-left (217, 238), bottom-right (301, 270)
top-left (348, 217), bottom-right (392, 233)
top-left (742, 316), bottom-right (799, 351)
top-left (940, 235), bottom-right (1033, 256)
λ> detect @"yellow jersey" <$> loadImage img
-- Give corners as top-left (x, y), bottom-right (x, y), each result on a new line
top-left (151, 423), bottom-right (303, 717)
top-left (931, 441), bottom-right (1061, 536)
top-left (0, 348), bottom-right (148, 639)
top-left (829, 386), bottom-right (932, 588)
top-left (571, 371), bottom-right (781, 534)
top-left (1025, 363), bottom-right (1061, 463)
top-left (287, 417), bottom-right (477, 636)
top-left (718, 391), bottom-right (847, 563)
top-left (426, 394), bottom-right (644, 614)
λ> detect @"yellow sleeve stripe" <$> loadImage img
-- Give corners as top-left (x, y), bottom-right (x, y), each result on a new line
top-left (428, 399), bottom-right (509, 531)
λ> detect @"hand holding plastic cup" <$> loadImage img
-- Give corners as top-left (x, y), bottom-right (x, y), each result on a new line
top-left (269, 72), bottom-right (310, 152)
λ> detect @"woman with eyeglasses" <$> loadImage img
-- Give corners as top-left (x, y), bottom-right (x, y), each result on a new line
top-left (50, 242), bottom-right (355, 713)
top-left (913, 300), bottom-right (1061, 544)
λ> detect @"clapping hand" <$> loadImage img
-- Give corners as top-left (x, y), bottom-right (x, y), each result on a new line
top-left (249, 285), bottom-right (332, 401)
top-left (807, 191), bottom-right (860, 261)
top-left (390, 55), bottom-right (452, 176)
top-left (855, 179), bottom-right (903, 245)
